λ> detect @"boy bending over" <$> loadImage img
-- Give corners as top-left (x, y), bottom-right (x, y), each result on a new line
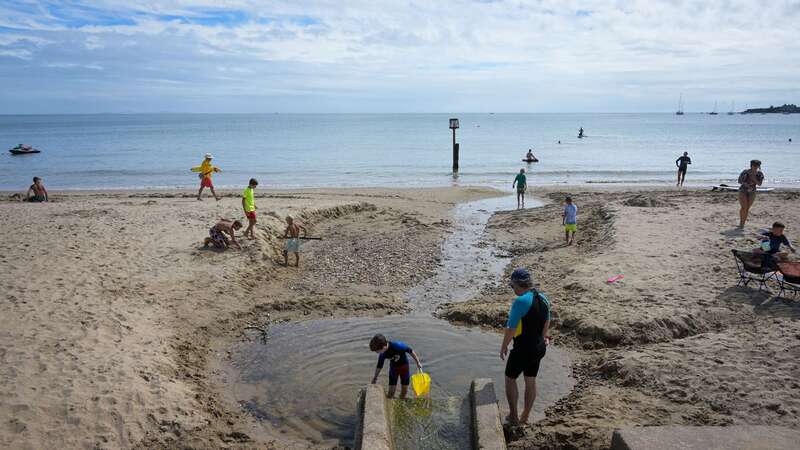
top-left (370, 334), bottom-right (422, 399)
top-left (204, 219), bottom-right (243, 250)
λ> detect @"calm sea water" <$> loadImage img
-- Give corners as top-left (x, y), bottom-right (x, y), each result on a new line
top-left (1, 113), bottom-right (798, 190)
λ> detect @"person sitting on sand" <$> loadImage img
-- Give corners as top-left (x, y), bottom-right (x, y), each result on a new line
top-left (562, 196), bottom-right (578, 245)
top-left (369, 334), bottom-right (423, 399)
top-left (203, 219), bottom-right (243, 250)
top-left (26, 176), bottom-right (48, 202)
top-left (283, 216), bottom-right (307, 267)
top-left (500, 268), bottom-right (551, 425)
top-left (513, 169), bottom-right (527, 209)
top-left (737, 160), bottom-right (764, 228)
top-left (196, 153), bottom-right (220, 201)
top-left (754, 222), bottom-right (795, 261)
top-left (242, 178), bottom-right (258, 239)
top-left (675, 151), bottom-right (691, 187)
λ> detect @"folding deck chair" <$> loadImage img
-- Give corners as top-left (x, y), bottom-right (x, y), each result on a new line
top-left (732, 249), bottom-right (778, 291)
top-left (776, 261), bottom-right (800, 298)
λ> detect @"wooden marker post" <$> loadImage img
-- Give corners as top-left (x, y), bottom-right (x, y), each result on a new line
top-left (449, 118), bottom-right (460, 172)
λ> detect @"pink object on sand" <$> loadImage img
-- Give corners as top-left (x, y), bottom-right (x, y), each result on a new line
top-left (606, 274), bottom-right (624, 283)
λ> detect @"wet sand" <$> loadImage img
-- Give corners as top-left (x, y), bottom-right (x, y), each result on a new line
top-left (2, 186), bottom-right (799, 449)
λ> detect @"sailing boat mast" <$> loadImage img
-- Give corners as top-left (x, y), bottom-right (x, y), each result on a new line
top-left (676, 94), bottom-right (684, 115)
top-left (727, 101), bottom-right (735, 115)
top-left (709, 101), bottom-right (718, 115)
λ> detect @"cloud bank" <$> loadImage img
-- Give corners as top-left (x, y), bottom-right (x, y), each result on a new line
top-left (1, 0), bottom-right (798, 113)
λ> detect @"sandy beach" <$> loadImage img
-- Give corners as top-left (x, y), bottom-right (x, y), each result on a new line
top-left (1, 186), bottom-right (799, 449)
top-left (443, 187), bottom-right (800, 449)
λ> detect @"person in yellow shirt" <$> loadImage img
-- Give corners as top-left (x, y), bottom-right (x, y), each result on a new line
top-left (242, 178), bottom-right (258, 239)
top-left (195, 153), bottom-right (220, 201)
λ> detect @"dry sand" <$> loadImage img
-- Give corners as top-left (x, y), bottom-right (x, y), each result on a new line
top-left (0, 187), bottom-right (496, 450)
top-left (1, 186), bottom-right (799, 449)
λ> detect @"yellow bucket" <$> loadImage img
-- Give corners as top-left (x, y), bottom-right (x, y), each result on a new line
top-left (411, 369), bottom-right (431, 397)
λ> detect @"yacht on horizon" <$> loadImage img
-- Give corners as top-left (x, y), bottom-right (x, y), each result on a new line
top-left (676, 94), bottom-right (684, 115)
top-left (709, 101), bottom-right (719, 115)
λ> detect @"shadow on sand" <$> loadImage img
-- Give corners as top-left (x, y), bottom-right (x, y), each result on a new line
top-left (719, 286), bottom-right (800, 320)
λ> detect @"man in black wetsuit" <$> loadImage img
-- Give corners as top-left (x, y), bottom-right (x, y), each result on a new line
top-left (500, 268), bottom-right (551, 424)
top-left (675, 151), bottom-right (691, 186)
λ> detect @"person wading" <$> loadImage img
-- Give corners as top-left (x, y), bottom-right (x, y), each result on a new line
top-left (675, 151), bottom-right (691, 187)
top-left (500, 268), bottom-right (551, 424)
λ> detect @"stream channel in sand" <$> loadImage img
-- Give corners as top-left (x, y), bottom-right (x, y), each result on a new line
top-left (222, 195), bottom-right (575, 449)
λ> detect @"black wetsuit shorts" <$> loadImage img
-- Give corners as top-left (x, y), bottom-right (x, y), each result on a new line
top-left (505, 343), bottom-right (547, 379)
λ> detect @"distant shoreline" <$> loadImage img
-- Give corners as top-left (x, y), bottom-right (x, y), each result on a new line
top-left (742, 104), bottom-right (799, 114)
top-left (3, 184), bottom-right (800, 198)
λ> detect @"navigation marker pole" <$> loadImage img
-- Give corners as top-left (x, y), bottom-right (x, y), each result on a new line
top-left (450, 118), bottom-right (460, 172)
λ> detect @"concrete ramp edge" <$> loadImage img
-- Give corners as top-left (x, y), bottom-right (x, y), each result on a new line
top-left (470, 378), bottom-right (507, 450)
top-left (354, 384), bottom-right (392, 450)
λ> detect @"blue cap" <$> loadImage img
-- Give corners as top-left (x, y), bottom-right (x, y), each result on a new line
top-left (510, 267), bottom-right (531, 282)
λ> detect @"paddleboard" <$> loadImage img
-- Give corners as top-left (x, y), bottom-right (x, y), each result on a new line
top-left (522, 158), bottom-right (539, 163)
top-left (191, 165), bottom-right (220, 173)
top-left (712, 184), bottom-right (774, 192)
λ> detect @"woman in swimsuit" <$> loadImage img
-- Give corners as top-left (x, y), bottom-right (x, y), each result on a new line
top-left (737, 160), bottom-right (764, 228)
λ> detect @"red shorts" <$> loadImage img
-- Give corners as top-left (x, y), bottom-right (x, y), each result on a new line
top-left (245, 211), bottom-right (256, 220)
top-left (200, 177), bottom-right (213, 188)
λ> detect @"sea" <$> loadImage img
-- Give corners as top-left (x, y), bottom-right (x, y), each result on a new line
top-left (1, 113), bottom-right (798, 190)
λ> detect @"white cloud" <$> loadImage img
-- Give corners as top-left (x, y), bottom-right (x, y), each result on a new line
top-left (0, 0), bottom-right (798, 113)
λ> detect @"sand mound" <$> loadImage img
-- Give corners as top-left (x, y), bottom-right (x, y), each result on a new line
top-left (622, 194), bottom-right (674, 208)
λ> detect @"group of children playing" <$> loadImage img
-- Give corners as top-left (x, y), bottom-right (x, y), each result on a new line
top-left (195, 155), bottom-right (307, 267)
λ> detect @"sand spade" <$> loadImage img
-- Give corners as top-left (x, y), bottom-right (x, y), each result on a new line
top-left (411, 368), bottom-right (431, 397)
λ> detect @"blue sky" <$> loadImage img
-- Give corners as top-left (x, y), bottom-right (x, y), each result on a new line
top-left (0, 0), bottom-right (798, 113)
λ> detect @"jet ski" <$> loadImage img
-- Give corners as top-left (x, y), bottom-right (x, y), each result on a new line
top-left (9, 144), bottom-right (41, 155)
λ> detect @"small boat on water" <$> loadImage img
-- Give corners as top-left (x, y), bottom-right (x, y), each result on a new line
top-left (9, 144), bottom-right (41, 155)
top-left (676, 93), bottom-right (684, 115)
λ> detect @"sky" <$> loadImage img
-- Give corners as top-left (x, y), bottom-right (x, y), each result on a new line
top-left (0, 0), bottom-right (798, 113)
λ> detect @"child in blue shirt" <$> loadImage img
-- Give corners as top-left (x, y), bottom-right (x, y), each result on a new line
top-left (755, 222), bottom-right (795, 261)
top-left (562, 196), bottom-right (578, 245)
top-left (369, 334), bottom-right (423, 399)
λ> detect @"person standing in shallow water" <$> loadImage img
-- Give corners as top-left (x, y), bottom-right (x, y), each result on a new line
top-left (675, 151), bottom-right (691, 187)
top-left (737, 160), bottom-right (764, 228)
top-left (513, 168), bottom-right (527, 209)
top-left (500, 268), bottom-right (551, 425)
